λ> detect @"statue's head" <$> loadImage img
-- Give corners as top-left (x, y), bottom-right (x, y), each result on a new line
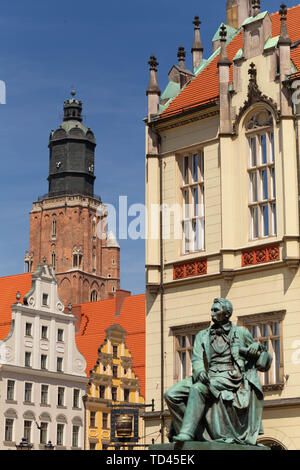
top-left (211, 298), bottom-right (233, 324)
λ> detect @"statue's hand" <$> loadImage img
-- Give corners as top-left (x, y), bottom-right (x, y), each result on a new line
top-left (247, 342), bottom-right (260, 359)
top-left (198, 371), bottom-right (209, 384)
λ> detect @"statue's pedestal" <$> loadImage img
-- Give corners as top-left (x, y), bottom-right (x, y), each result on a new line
top-left (149, 441), bottom-right (270, 451)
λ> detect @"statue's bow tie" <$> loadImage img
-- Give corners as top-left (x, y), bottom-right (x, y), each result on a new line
top-left (211, 324), bottom-right (231, 336)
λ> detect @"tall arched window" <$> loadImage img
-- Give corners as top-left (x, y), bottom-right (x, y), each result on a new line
top-left (246, 109), bottom-right (276, 240)
top-left (51, 252), bottom-right (56, 270)
top-left (52, 218), bottom-right (57, 238)
top-left (90, 290), bottom-right (98, 302)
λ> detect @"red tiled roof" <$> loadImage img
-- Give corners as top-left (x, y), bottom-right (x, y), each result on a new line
top-left (75, 294), bottom-right (146, 397)
top-left (161, 5), bottom-right (300, 119)
top-left (0, 273), bottom-right (32, 340)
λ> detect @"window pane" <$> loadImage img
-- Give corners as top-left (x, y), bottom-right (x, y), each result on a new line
top-left (270, 167), bottom-right (276, 199)
top-left (262, 205), bottom-right (269, 237)
top-left (180, 351), bottom-right (186, 379)
top-left (183, 156), bottom-right (189, 184)
top-left (272, 322), bottom-right (280, 336)
top-left (260, 134), bottom-right (267, 164)
top-left (7, 380), bottom-right (14, 400)
top-left (5, 419), bottom-right (13, 442)
top-left (250, 207), bottom-right (258, 239)
top-left (192, 154), bottom-right (198, 182)
top-left (271, 203), bottom-right (277, 235)
top-left (24, 421), bottom-right (32, 443)
top-left (273, 339), bottom-right (281, 383)
top-left (250, 325), bottom-right (258, 339)
top-left (192, 187), bottom-right (199, 217)
top-left (183, 190), bottom-right (189, 219)
top-left (260, 324), bottom-right (269, 337)
top-left (199, 151), bottom-right (204, 180)
top-left (249, 137), bottom-right (257, 167)
top-left (261, 170), bottom-right (268, 200)
top-left (57, 424), bottom-right (64, 446)
top-left (250, 172), bottom-right (258, 202)
top-left (40, 423), bottom-right (48, 444)
top-left (269, 132), bottom-right (275, 162)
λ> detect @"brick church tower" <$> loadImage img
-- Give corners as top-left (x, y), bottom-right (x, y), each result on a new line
top-left (25, 91), bottom-right (120, 305)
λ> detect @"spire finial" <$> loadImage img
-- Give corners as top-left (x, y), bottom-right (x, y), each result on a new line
top-left (248, 62), bottom-right (257, 82)
top-left (218, 25), bottom-right (232, 67)
top-left (193, 15), bottom-right (201, 28)
top-left (146, 55), bottom-right (161, 98)
top-left (220, 24), bottom-right (227, 42)
top-left (278, 3), bottom-right (291, 45)
top-left (191, 15), bottom-right (204, 70)
top-left (70, 87), bottom-right (76, 98)
top-left (148, 55), bottom-right (158, 72)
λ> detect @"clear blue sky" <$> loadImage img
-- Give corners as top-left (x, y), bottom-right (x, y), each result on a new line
top-left (0, 0), bottom-right (298, 294)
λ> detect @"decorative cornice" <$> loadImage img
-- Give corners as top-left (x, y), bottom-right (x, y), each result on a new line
top-left (170, 321), bottom-right (210, 334)
top-left (156, 109), bottom-right (219, 132)
top-left (233, 63), bottom-right (281, 135)
top-left (238, 309), bottom-right (286, 324)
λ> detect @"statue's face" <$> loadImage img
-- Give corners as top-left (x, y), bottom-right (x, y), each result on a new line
top-left (211, 302), bottom-right (228, 324)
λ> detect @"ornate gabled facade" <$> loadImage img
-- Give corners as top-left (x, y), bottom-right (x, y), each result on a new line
top-left (144, 1), bottom-right (300, 450)
top-left (75, 291), bottom-right (145, 450)
top-left (25, 92), bottom-right (120, 306)
top-left (0, 264), bottom-right (87, 449)
top-left (85, 324), bottom-right (144, 450)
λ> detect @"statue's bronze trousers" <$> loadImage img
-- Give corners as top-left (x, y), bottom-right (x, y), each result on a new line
top-left (164, 377), bottom-right (209, 439)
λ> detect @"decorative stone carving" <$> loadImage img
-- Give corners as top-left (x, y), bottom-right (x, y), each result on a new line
top-left (173, 258), bottom-right (207, 280)
top-left (234, 63), bottom-right (281, 134)
top-left (242, 244), bottom-right (280, 267)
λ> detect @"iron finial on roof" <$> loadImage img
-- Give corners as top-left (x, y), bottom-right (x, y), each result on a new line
top-left (219, 24), bottom-right (227, 41)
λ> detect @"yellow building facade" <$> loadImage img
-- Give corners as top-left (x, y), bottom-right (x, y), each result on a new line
top-left (144, 1), bottom-right (300, 450)
top-left (85, 324), bottom-right (145, 450)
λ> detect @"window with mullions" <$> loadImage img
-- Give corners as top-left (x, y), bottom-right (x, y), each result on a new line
top-left (238, 311), bottom-right (285, 389)
top-left (247, 110), bottom-right (276, 240)
top-left (181, 152), bottom-right (205, 254)
top-left (172, 322), bottom-right (210, 382)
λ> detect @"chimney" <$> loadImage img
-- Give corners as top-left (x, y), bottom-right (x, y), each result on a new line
top-left (226, 0), bottom-right (251, 29)
top-left (115, 289), bottom-right (131, 317)
top-left (146, 55), bottom-right (161, 120)
top-left (177, 46), bottom-right (186, 69)
top-left (218, 25), bottom-right (232, 135)
top-left (191, 16), bottom-right (204, 71)
top-left (278, 4), bottom-right (292, 116)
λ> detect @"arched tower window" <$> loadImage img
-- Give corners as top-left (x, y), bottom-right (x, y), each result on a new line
top-left (246, 109), bottom-right (276, 240)
top-left (90, 290), bottom-right (98, 302)
top-left (92, 248), bottom-right (96, 272)
top-left (52, 218), bottom-right (57, 238)
top-left (51, 252), bottom-right (56, 270)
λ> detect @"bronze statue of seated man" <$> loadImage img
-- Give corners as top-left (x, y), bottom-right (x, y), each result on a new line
top-left (164, 298), bottom-right (272, 445)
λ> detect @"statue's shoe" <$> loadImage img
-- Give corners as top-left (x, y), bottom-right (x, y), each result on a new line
top-left (173, 433), bottom-right (193, 442)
